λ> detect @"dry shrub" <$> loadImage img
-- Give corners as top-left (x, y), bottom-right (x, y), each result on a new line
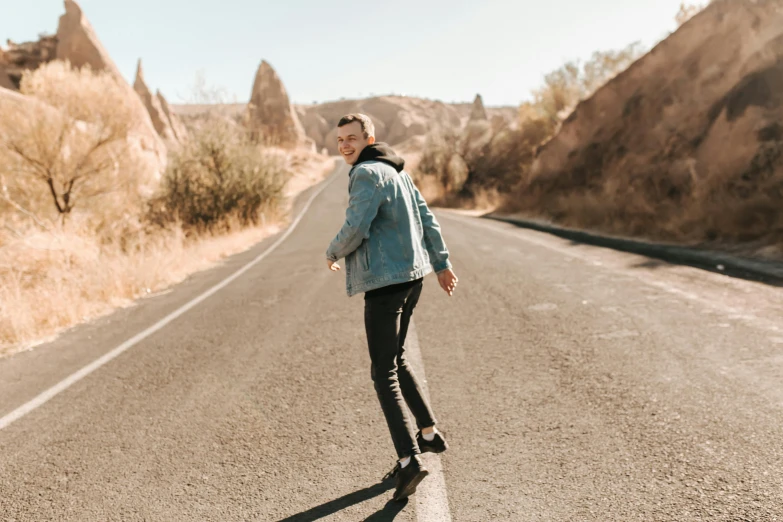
top-left (0, 61), bottom-right (143, 223)
top-left (532, 42), bottom-right (645, 128)
top-left (0, 63), bottom-right (323, 352)
top-left (676, 2), bottom-right (709, 26)
top-left (416, 129), bottom-right (462, 196)
top-left (146, 118), bottom-right (289, 234)
top-left (415, 42), bottom-right (643, 210)
top-left (508, 137), bottom-right (783, 253)
top-left (0, 62), bottom-right (158, 349)
top-left (0, 217), bottom-right (282, 352)
top-left (415, 115), bottom-right (554, 208)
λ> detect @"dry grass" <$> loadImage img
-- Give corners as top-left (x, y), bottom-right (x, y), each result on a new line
top-left (0, 61), bottom-right (153, 221)
top-left (0, 221), bottom-right (272, 351)
top-left (0, 153), bottom-right (333, 356)
top-left (0, 61), bottom-right (335, 356)
top-left (500, 143), bottom-right (783, 259)
top-left (414, 117), bottom-right (553, 211)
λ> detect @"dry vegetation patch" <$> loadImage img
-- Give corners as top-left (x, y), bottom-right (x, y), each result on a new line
top-left (0, 63), bottom-right (333, 354)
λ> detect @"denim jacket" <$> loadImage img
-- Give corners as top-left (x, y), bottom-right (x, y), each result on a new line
top-left (326, 146), bottom-right (451, 297)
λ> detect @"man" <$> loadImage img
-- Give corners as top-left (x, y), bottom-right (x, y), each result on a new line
top-left (326, 114), bottom-right (458, 502)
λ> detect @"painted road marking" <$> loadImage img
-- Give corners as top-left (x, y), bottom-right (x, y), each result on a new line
top-left (406, 320), bottom-right (453, 522)
top-left (0, 165), bottom-right (339, 432)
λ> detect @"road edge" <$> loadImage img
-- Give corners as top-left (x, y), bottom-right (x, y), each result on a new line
top-left (482, 213), bottom-right (783, 285)
top-left (0, 163), bottom-right (342, 431)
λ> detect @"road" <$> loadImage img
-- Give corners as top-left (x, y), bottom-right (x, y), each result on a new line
top-left (1, 163), bottom-right (783, 521)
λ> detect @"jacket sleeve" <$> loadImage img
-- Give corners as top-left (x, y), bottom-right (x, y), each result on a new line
top-left (326, 167), bottom-right (382, 261)
top-left (412, 179), bottom-right (452, 273)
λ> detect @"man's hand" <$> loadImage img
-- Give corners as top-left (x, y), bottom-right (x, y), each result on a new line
top-left (437, 268), bottom-right (458, 296)
top-left (327, 259), bottom-right (341, 271)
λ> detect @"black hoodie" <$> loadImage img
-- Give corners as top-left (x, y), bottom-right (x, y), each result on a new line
top-left (352, 142), bottom-right (405, 173)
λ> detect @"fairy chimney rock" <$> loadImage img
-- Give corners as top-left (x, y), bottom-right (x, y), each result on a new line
top-left (133, 59), bottom-right (178, 142)
top-left (56, 0), bottom-right (122, 78)
top-left (156, 90), bottom-right (188, 143)
top-left (469, 93), bottom-right (488, 122)
top-left (56, 1), bottom-right (166, 177)
top-left (247, 60), bottom-right (307, 148)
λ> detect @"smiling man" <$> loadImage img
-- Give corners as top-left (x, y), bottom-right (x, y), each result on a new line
top-left (326, 113), bottom-right (458, 502)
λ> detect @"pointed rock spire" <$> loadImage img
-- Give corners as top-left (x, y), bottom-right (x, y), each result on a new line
top-left (56, 0), bottom-right (122, 79)
top-left (156, 89), bottom-right (188, 143)
top-left (247, 60), bottom-right (307, 149)
top-left (469, 93), bottom-right (488, 122)
top-left (56, 0), bottom-right (167, 176)
top-left (133, 58), bottom-right (178, 142)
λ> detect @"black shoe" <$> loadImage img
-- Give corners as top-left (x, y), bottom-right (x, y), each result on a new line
top-left (417, 430), bottom-right (448, 454)
top-left (390, 455), bottom-right (429, 502)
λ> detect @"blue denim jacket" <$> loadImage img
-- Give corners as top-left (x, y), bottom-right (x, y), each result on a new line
top-left (326, 155), bottom-right (451, 297)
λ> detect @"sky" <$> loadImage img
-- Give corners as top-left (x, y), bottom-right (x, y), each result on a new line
top-left (1, 0), bottom-right (687, 107)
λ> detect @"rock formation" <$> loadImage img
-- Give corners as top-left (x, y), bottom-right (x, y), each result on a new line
top-left (297, 96), bottom-right (463, 154)
top-left (133, 60), bottom-right (178, 141)
top-left (0, 1), bottom-right (167, 178)
top-left (0, 72), bottom-right (12, 90)
top-left (0, 36), bottom-right (58, 90)
top-left (172, 94), bottom-right (518, 156)
top-left (133, 60), bottom-right (188, 143)
top-left (156, 90), bottom-right (188, 143)
top-left (298, 107), bottom-right (330, 148)
top-left (0, 85), bottom-right (59, 115)
top-left (55, 0), bottom-right (122, 77)
top-left (524, 0), bottom-right (783, 244)
top-left (247, 60), bottom-right (308, 149)
top-left (55, 0), bottom-right (166, 177)
top-left (469, 94), bottom-right (488, 122)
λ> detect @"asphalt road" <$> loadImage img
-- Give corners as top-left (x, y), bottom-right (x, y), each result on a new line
top-left (1, 163), bottom-right (783, 521)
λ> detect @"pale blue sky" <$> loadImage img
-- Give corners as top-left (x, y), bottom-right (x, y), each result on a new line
top-left (2, 0), bottom-right (686, 107)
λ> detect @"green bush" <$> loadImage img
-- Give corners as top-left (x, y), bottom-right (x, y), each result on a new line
top-left (147, 120), bottom-right (288, 233)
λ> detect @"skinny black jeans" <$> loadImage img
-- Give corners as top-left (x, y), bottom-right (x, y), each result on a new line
top-left (364, 280), bottom-right (437, 459)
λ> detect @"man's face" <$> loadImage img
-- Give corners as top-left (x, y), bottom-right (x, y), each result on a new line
top-left (337, 121), bottom-right (375, 165)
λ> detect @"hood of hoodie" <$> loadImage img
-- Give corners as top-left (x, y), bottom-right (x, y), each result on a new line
top-left (352, 142), bottom-right (405, 173)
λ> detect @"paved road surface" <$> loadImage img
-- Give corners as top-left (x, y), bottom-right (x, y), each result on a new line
top-left (2, 163), bottom-right (783, 521)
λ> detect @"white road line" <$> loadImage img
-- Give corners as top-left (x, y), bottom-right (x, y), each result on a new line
top-left (406, 320), bottom-right (453, 522)
top-left (0, 165), bottom-right (339, 432)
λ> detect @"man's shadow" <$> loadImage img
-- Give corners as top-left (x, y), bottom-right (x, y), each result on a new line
top-left (276, 479), bottom-right (407, 522)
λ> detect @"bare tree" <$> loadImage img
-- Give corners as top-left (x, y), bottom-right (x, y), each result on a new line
top-left (1, 111), bottom-right (127, 217)
top-left (0, 62), bottom-right (136, 222)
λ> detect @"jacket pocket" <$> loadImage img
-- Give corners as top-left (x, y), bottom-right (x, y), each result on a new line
top-left (361, 243), bottom-right (370, 271)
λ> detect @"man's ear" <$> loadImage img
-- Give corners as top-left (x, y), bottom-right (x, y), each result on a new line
top-left (368, 135), bottom-right (376, 145)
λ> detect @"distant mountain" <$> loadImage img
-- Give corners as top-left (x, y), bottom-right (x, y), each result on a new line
top-left (171, 95), bottom-right (518, 154)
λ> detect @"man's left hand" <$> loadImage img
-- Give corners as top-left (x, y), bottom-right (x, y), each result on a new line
top-left (327, 259), bottom-right (341, 271)
top-left (437, 268), bottom-right (458, 296)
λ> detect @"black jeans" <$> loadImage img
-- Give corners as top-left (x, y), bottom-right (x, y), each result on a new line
top-left (364, 280), bottom-right (437, 459)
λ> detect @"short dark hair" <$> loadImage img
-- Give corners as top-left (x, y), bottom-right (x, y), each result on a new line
top-left (337, 113), bottom-right (375, 139)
